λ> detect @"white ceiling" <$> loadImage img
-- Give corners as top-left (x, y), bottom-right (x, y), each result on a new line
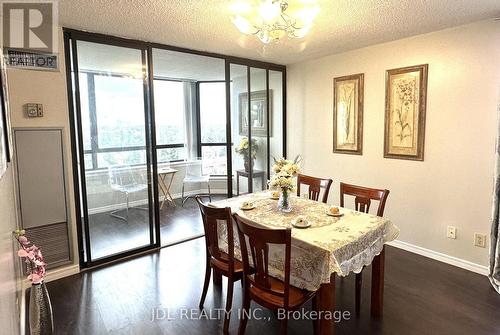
top-left (59, 0), bottom-right (500, 65)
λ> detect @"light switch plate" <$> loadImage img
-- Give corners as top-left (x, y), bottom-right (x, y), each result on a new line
top-left (24, 103), bottom-right (43, 118)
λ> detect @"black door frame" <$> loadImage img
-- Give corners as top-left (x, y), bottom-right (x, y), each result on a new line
top-left (63, 28), bottom-right (286, 268)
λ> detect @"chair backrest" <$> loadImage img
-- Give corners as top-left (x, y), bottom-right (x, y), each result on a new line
top-left (196, 197), bottom-right (235, 273)
top-left (108, 165), bottom-right (138, 188)
top-left (339, 182), bottom-right (390, 216)
top-left (186, 159), bottom-right (204, 178)
top-left (296, 173), bottom-right (333, 203)
top-left (234, 213), bottom-right (292, 309)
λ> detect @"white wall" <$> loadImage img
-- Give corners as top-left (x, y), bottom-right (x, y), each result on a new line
top-left (287, 20), bottom-right (500, 266)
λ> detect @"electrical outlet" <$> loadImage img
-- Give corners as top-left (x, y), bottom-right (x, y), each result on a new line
top-left (474, 233), bottom-right (486, 248)
top-left (447, 226), bottom-right (457, 239)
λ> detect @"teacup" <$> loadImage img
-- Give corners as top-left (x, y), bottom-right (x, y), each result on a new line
top-left (294, 216), bottom-right (308, 227)
top-left (271, 191), bottom-right (280, 199)
top-left (241, 201), bottom-right (254, 209)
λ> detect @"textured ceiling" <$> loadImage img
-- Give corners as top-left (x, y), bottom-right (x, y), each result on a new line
top-left (59, 0), bottom-right (500, 65)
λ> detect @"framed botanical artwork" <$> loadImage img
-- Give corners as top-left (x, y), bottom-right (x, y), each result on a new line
top-left (239, 90), bottom-right (273, 137)
top-left (333, 73), bottom-right (364, 154)
top-left (384, 64), bottom-right (428, 161)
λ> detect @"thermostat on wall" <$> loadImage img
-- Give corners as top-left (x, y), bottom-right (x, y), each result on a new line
top-left (24, 103), bottom-right (43, 118)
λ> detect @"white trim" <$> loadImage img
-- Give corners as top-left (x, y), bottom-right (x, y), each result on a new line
top-left (88, 188), bottom-right (227, 215)
top-left (388, 240), bottom-right (489, 276)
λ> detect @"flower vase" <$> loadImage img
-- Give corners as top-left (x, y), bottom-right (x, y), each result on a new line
top-left (278, 189), bottom-right (292, 212)
top-left (29, 282), bottom-right (54, 335)
top-left (244, 157), bottom-right (254, 172)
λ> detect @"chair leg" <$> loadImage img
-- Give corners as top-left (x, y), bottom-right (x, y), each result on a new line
top-left (238, 282), bottom-right (250, 335)
top-left (199, 256), bottom-right (211, 309)
top-left (355, 272), bottom-right (362, 317)
top-left (280, 317), bottom-right (288, 335)
top-left (223, 277), bottom-right (234, 334)
top-left (207, 182), bottom-right (212, 202)
top-left (125, 191), bottom-right (130, 221)
top-left (181, 184), bottom-right (185, 207)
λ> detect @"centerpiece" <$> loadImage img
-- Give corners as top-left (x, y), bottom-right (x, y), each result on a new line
top-left (269, 156), bottom-right (301, 212)
top-left (14, 229), bottom-right (53, 335)
top-left (235, 136), bottom-right (258, 172)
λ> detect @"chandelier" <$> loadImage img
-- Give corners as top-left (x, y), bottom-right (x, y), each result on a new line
top-left (231, 0), bottom-right (320, 44)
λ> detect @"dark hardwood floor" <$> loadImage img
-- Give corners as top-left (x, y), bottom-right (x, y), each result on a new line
top-left (47, 202), bottom-right (500, 335)
top-left (87, 195), bottom-right (226, 259)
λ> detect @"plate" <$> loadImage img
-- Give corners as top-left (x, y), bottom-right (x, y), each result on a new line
top-left (325, 210), bottom-right (344, 217)
top-left (270, 196), bottom-right (280, 200)
top-left (292, 221), bottom-right (311, 229)
top-left (240, 205), bottom-right (255, 211)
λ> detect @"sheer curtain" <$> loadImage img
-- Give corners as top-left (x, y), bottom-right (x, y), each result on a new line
top-left (183, 82), bottom-right (198, 159)
top-left (490, 93), bottom-right (500, 294)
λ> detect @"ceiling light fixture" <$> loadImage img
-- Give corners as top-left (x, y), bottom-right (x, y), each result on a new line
top-left (231, 0), bottom-right (320, 44)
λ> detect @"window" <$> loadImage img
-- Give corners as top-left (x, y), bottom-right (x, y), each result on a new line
top-left (81, 72), bottom-right (147, 170)
top-left (154, 80), bottom-right (188, 162)
top-left (199, 82), bottom-right (227, 175)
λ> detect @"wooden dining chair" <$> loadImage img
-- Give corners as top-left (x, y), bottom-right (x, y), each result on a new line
top-left (296, 173), bottom-right (333, 203)
top-left (339, 182), bottom-right (390, 316)
top-left (234, 213), bottom-right (317, 335)
top-left (196, 196), bottom-right (243, 334)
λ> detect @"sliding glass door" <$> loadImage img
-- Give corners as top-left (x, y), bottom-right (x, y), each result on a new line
top-left (68, 37), bottom-right (157, 266)
top-left (230, 63), bottom-right (282, 196)
top-left (65, 29), bottom-right (286, 267)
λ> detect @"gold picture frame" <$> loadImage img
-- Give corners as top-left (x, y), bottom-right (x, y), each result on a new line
top-left (333, 73), bottom-right (364, 154)
top-left (384, 64), bottom-right (428, 161)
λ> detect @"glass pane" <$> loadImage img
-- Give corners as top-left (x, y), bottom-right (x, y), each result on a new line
top-left (230, 64), bottom-right (250, 195)
top-left (152, 48), bottom-right (227, 247)
top-left (97, 150), bottom-right (146, 168)
top-left (250, 67), bottom-right (268, 192)
top-left (154, 80), bottom-right (186, 145)
top-left (76, 41), bottom-right (152, 261)
top-left (201, 146), bottom-right (227, 175)
top-left (79, 73), bottom-right (92, 151)
top-left (269, 70), bottom-right (283, 171)
top-left (94, 75), bottom-right (146, 149)
top-left (199, 82), bottom-right (226, 143)
top-left (157, 147), bottom-right (187, 163)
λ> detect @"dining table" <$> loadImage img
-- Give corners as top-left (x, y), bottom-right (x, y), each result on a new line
top-left (211, 191), bottom-right (399, 335)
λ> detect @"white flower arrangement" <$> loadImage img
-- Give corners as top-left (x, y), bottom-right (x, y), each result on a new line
top-left (269, 156), bottom-right (301, 191)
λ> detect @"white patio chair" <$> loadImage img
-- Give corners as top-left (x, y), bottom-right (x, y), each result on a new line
top-left (181, 159), bottom-right (212, 206)
top-left (108, 165), bottom-right (148, 221)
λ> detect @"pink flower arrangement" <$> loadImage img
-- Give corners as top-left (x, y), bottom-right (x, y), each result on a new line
top-left (14, 229), bottom-right (47, 284)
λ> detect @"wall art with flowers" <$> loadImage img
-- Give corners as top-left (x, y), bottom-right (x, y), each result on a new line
top-left (384, 64), bottom-right (428, 161)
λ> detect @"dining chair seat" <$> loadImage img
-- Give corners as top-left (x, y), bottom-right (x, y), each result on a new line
top-left (249, 275), bottom-right (315, 310)
top-left (210, 252), bottom-right (244, 275)
top-left (196, 196), bottom-right (240, 334)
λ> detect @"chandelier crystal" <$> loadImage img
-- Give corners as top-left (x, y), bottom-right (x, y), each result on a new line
top-left (231, 0), bottom-right (320, 44)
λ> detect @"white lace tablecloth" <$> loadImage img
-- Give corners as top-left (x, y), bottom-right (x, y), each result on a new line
top-left (211, 192), bottom-right (399, 292)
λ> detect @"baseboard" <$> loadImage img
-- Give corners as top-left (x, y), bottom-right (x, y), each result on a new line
top-left (88, 188), bottom-right (227, 215)
top-left (388, 240), bottom-right (489, 276)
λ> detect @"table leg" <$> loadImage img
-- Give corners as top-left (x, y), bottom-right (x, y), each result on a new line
top-left (158, 174), bottom-right (168, 210)
top-left (165, 172), bottom-right (176, 206)
top-left (237, 174), bottom-right (240, 196)
top-left (317, 273), bottom-right (335, 335)
top-left (371, 245), bottom-right (385, 317)
top-left (261, 174), bottom-right (265, 191)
